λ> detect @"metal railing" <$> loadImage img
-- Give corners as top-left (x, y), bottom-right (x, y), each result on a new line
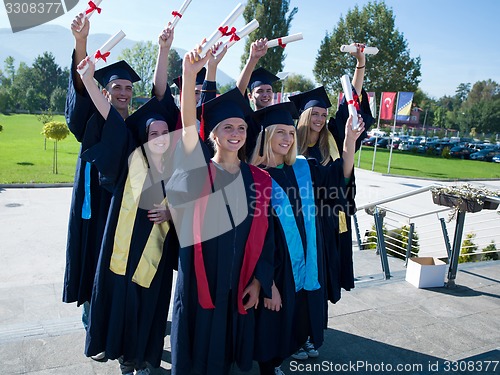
top-left (353, 185), bottom-right (500, 286)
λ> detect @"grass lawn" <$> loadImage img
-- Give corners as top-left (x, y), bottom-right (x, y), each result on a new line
top-left (0, 113), bottom-right (80, 184)
top-left (356, 146), bottom-right (500, 179)
top-left (1, 114), bottom-right (499, 183)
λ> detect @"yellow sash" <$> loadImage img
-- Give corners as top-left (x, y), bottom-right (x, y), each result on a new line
top-left (327, 134), bottom-right (347, 233)
top-left (110, 148), bottom-right (170, 288)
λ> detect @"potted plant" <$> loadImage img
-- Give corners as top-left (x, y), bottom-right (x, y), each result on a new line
top-left (431, 184), bottom-right (500, 217)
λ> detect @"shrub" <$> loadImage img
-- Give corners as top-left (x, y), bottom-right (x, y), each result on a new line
top-left (441, 146), bottom-right (451, 159)
top-left (0, 124), bottom-right (3, 132)
top-left (459, 232), bottom-right (479, 263)
top-left (386, 224), bottom-right (419, 259)
top-left (41, 121), bottom-right (69, 141)
top-left (481, 241), bottom-right (498, 261)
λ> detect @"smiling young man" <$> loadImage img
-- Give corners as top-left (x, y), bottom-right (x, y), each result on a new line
top-left (63, 14), bottom-right (142, 330)
top-left (235, 39), bottom-right (281, 160)
top-left (63, 14), bottom-right (178, 371)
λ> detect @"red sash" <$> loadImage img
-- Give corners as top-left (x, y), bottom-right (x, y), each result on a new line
top-left (193, 163), bottom-right (271, 314)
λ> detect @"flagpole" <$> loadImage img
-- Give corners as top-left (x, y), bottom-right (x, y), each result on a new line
top-left (387, 92), bottom-right (400, 174)
top-left (371, 92), bottom-right (383, 171)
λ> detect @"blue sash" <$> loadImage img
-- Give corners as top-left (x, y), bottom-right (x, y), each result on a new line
top-left (82, 161), bottom-right (91, 219)
top-left (271, 156), bottom-right (320, 291)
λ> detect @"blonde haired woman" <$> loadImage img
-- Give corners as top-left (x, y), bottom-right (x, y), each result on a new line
top-left (250, 102), bottom-right (365, 374)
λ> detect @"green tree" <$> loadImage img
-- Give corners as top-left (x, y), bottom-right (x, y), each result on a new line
top-left (36, 108), bottom-right (54, 150)
top-left (31, 52), bottom-right (65, 110)
top-left (217, 80), bottom-right (237, 95)
top-left (0, 88), bottom-right (9, 113)
top-left (241, 0), bottom-right (298, 74)
top-left (455, 83), bottom-right (471, 103)
top-left (25, 87), bottom-right (44, 113)
top-left (283, 73), bottom-right (315, 93)
top-left (119, 41), bottom-right (157, 98)
top-left (481, 241), bottom-right (498, 261)
top-left (50, 86), bottom-right (67, 113)
top-left (4, 56), bottom-right (15, 83)
top-left (9, 61), bottom-right (32, 110)
top-left (168, 48), bottom-right (183, 85)
top-left (314, 1), bottom-right (421, 94)
top-left (459, 232), bottom-right (479, 263)
top-left (41, 121), bottom-right (70, 174)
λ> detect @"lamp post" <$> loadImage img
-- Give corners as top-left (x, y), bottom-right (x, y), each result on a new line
top-left (422, 108), bottom-right (428, 142)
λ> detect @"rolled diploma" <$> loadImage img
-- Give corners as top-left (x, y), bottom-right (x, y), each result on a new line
top-left (340, 45), bottom-right (379, 55)
top-left (199, 2), bottom-right (245, 57)
top-left (266, 32), bottom-right (303, 48)
top-left (170, 0), bottom-right (193, 29)
top-left (78, 0), bottom-right (103, 32)
top-left (340, 74), bottom-right (359, 130)
top-left (77, 30), bottom-right (126, 75)
top-left (214, 19), bottom-right (259, 57)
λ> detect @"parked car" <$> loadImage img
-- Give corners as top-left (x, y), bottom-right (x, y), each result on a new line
top-left (450, 145), bottom-right (475, 159)
top-left (376, 137), bottom-right (390, 148)
top-left (399, 141), bottom-right (420, 152)
top-left (418, 141), bottom-right (451, 155)
top-left (469, 149), bottom-right (500, 161)
top-left (362, 136), bottom-right (378, 146)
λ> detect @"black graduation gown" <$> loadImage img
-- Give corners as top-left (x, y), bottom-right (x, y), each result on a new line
top-left (166, 145), bottom-right (274, 375)
top-left (305, 143), bottom-right (356, 303)
top-left (62, 51), bottom-right (113, 305)
top-left (326, 90), bottom-right (374, 292)
top-left (253, 158), bottom-right (347, 362)
top-left (81, 106), bottom-right (178, 368)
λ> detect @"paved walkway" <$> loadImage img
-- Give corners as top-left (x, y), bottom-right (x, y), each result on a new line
top-left (0, 169), bottom-right (499, 374)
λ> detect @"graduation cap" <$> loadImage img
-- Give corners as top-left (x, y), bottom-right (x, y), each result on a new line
top-left (250, 101), bottom-right (299, 156)
top-left (94, 60), bottom-right (141, 88)
top-left (288, 86), bottom-right (332, 113)
top-left (248, 67), bottom-right (280, 92)
top-left (196, 87), bottom-right (253, 141)
top-left (125, 97), bottom-right (171, 145)
top-left (173, 67), bottom-right (207, 89)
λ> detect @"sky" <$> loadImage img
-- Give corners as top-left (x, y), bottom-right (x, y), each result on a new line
top-left (1, 0), bottom-right (499, 99)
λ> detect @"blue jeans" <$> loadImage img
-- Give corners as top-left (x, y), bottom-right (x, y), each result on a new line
top-left (82, 301), bottom-right (90, 330)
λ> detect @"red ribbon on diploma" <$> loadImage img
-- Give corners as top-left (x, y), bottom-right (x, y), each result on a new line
top-left (95, 50), bottom-right (110, 62)
top-left (229, 31), bottom-right (240, 42)
top-left (348, 94), bottom-right (360, 111)
top-left (219, 26), bottom-right (236, 36)
top-left (86, 1), bottom-right (102, 15)
top-left (278, 38), bottom-right (287, 48)
top-left (172, 10), bottom-right (182, 18)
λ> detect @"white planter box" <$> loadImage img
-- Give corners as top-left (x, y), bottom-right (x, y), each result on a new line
top-left (405, 257), bottom-right (447, 288)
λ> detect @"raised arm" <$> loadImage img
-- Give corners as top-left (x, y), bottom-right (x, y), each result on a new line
top-left (350, 43), bottom-right (366, 97)
top-left (181, 47), bottom-right (211, 153)
top-left (236, 38), bottom-right (268, 95)
top-left (70, 13), bottom-right (90, 94)
top-left (205, 41), bottom-right (227, 82)
top-left (78, 57), bottom-right (111, 120)
top-left (153, 24), bottom-right (174, 101)
top-left (342, 115), bottom-right (365, 179)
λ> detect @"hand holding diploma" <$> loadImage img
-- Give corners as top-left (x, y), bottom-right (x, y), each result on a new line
top-left (77, 30), bottom-right (126, 75)
top-left (199, 2), bottom-right (246, 57)
top-left (340, 74), bottom-right (360, 130)
top-left (266, 33), bottom-right (303, 48)
top-left (214, 19), bottom-right (259, 57)
top-left (340, 44), bottom-right (379, 55)
top-left (77, 0), bottom-right (103, 32)
top-left (170, 0), bottom-right (193, 29)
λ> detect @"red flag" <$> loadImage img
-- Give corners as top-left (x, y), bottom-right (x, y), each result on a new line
top-left (380, 92), bottom-right (396, 120)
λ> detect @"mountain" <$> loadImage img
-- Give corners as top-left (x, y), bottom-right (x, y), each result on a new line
top-left (0, 25), bottom-right (235, 85)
